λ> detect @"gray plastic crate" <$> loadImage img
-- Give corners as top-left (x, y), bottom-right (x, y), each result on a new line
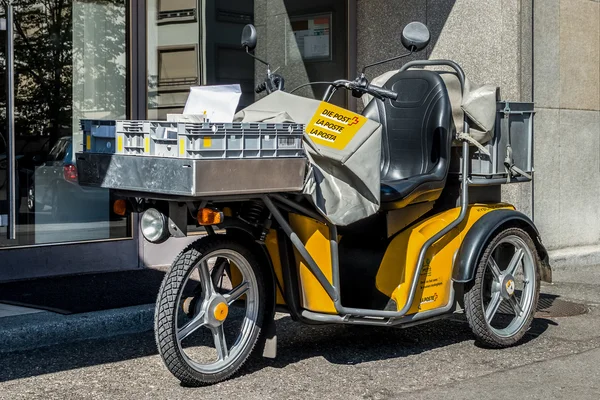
top-left (450, 102), bottom-right (534, 185)
top-left (116, 121), bottom-right (179, 157)
top-left (115, 120), bottom-right (305, 159)
top-left (116, 120), bottom-right (147, 155)
top-left (81, 120), bottom-right (116, 154)
top-left (180, 122), bottom-right (305, 159)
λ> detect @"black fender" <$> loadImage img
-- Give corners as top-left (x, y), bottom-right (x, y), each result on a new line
top-left (452, 209), bottom-right (552, 284)
top-left (224, 228), bottom-right (278, 311)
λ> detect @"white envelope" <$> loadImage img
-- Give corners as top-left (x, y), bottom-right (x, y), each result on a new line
top-left (183, 84), bottom-right (242, 123)
top-left (166, 114), bottom-right (206, 123)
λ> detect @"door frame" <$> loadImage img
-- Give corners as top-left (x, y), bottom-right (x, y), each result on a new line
top-left (0, 0), bottom-right (145, 282)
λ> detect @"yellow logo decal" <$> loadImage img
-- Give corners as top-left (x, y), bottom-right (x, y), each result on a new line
top-left (305, 102), bottom-right (368, 150)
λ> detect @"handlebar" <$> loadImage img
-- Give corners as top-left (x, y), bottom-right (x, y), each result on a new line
top-left (366, 84), bottom-right (398, 101)
top-left (323, 79), bottom-right (398, 102)
top-left (255, 81), bottom-right (267, 94)
top-left (256, 73), bottom-right (285, 94)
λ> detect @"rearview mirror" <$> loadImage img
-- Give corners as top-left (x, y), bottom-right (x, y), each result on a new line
top-left (401, 22), bottom-right (430, 52)
top-left (241, 24), bottom-right (258, 51)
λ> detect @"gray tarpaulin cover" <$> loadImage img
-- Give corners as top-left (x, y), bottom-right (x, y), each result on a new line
top-left (363, 69), bottom-right (499, 148)
top-left (235, 91), bottom-right (383, 226)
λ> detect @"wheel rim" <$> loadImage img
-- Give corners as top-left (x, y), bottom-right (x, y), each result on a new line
top-left (481, 235), bottom-right (536, 338)
top-left (174, 249), bottom-right (259, 374)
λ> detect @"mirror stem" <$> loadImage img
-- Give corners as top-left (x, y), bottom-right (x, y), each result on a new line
top-left (246, 48), bottom-right (270, 70)
top-left (361, 50), bottom-right (414, 74)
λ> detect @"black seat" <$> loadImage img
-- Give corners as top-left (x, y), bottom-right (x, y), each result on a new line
top-left (362, 69), bottom-right (453, 205)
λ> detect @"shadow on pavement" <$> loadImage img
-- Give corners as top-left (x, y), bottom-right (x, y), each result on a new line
top-left (242, 315), bottom-right (554, 376)
top-left (0, 310), bottom-right (556, 384)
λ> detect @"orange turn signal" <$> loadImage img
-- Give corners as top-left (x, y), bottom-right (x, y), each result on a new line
top-left (113, 199), bottom-right (127, 216)
top-left (197, 208), bottom-right (224, 226)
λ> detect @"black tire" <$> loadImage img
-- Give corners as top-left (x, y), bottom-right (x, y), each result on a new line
top-left (464, 227), bottom-right (541, 348)
top-left (155, 235), bottom-right (267, 386)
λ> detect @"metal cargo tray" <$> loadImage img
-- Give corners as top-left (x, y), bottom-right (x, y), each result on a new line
top-left (76, 153), bottom-right (307, 198)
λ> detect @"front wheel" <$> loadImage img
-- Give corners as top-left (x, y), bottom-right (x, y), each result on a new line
top-left (464, 227), bottom-right (541, 348)
top-left (155, 236), bottom-right (267, 386)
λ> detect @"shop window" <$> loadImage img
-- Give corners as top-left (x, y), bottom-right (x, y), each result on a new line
top-left (157, 46), bottom-right (199, 89)
top-left (158, 0), bottom-right (197, 24)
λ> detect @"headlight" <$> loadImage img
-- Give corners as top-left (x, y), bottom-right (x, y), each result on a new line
top-left (141, 208), bottom-right (169, 243)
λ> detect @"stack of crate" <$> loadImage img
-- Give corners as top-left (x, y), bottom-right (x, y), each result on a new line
top-left (81, 119), bottom-right (305, 160)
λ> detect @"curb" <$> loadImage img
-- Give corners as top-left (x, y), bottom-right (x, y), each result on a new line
top-left (549, 245), bottom-right (600, 270)
top-left (0, 304), bottom-right (155, 354)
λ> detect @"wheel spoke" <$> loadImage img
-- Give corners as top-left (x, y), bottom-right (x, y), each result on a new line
top-left (224, 282), bottom-right (249, 306)
top-left (485, 292), bottom-right (503, 322)
top-left (508, 296), bottom-right (524, 317)
top-left (177, 311), bottom-right (206, 341)
top-left (198, 260), bottom-right (215, 297)
top-left (211, 258), bottom-right (229, 289)
top-left (212, 325), bottom-right (229, 360)
top-left (506, 248), bottom-right (524, 276)
top-left (488, 257), bottom-right (503, 282)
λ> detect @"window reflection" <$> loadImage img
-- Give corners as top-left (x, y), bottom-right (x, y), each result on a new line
top-left (0, 0), bottom-right (131, 248)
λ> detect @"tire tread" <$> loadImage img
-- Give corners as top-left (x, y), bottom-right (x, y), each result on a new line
top-left (154, 235), bottom-right (266, 386)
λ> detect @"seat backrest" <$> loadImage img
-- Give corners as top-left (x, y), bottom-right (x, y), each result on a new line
top-left (363, 69), bottom-right (453, 182)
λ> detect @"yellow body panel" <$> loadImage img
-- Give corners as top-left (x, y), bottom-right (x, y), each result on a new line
top-left (376, 204), bottom-right (514, 314)
top-left (288, 214), bottom-right (337, 314)
top-left (229, 261), bottom-right (242, 290)
top-left (264, 230), bottom-right (286, 306)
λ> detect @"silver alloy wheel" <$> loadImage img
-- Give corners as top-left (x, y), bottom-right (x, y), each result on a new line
top-left (174, 249), bottom-right (259, 374)
top-left (482, 235), bottom-right (536, 338)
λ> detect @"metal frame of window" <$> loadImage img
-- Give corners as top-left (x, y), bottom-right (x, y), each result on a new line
top-left (0, 0), bottom-right (142, 281)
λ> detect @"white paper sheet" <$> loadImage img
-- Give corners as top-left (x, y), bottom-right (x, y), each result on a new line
top-left (166, 114), bottom-right (206, 123)
top-left (183, 84), bottom-right (242, 122)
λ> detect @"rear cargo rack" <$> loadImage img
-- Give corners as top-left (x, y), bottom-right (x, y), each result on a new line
top-left (450, 101), bottom-right (534, 185)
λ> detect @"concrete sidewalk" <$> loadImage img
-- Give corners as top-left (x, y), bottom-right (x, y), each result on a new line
top-left (410, 347), bottom-right (600, 399)
top-left (0, 265), bottom-right (599, 399)
top-left (0, 304), bottom-right (154, 354)
top-left (1, 262), bottom-right (598, 356)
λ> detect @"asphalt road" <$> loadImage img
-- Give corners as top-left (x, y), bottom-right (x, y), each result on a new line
top-left (2, 266), bottom-right (600, 400)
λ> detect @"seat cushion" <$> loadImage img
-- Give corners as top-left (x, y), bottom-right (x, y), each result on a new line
top-left (362, 69), bottom-right (453, 206)
top-left (381, 174), bottom-right (445, 203)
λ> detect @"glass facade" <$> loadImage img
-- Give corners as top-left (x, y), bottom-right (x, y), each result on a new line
top-left (0, 0), bottom-right (131, 248)
top-left (0, 0), bottom-right (349, 263)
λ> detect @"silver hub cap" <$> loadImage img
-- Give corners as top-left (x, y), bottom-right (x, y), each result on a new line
top-left (483, 235), bottom-right (536, 337)
top-left (175, 250), bottom-right (258, 374)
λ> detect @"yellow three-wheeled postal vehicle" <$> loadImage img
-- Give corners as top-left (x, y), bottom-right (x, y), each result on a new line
top-left (77, 22), bottom-right (551, 386)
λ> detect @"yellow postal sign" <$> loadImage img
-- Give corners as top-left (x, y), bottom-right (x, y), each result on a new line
top-left (305, 102), bottom-right (368, 150)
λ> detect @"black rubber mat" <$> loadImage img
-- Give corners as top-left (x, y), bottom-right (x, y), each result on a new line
top-left (0, 269), bottom-right (166, 315)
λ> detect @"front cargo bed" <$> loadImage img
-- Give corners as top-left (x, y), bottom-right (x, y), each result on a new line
top-left (76, 153), bottom-right (307, 198)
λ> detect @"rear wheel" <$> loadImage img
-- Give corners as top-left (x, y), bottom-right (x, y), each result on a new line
top-left (155, 236), bottom-right (267, 386)
top-left (464, 227), bottom-right (540, 348)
